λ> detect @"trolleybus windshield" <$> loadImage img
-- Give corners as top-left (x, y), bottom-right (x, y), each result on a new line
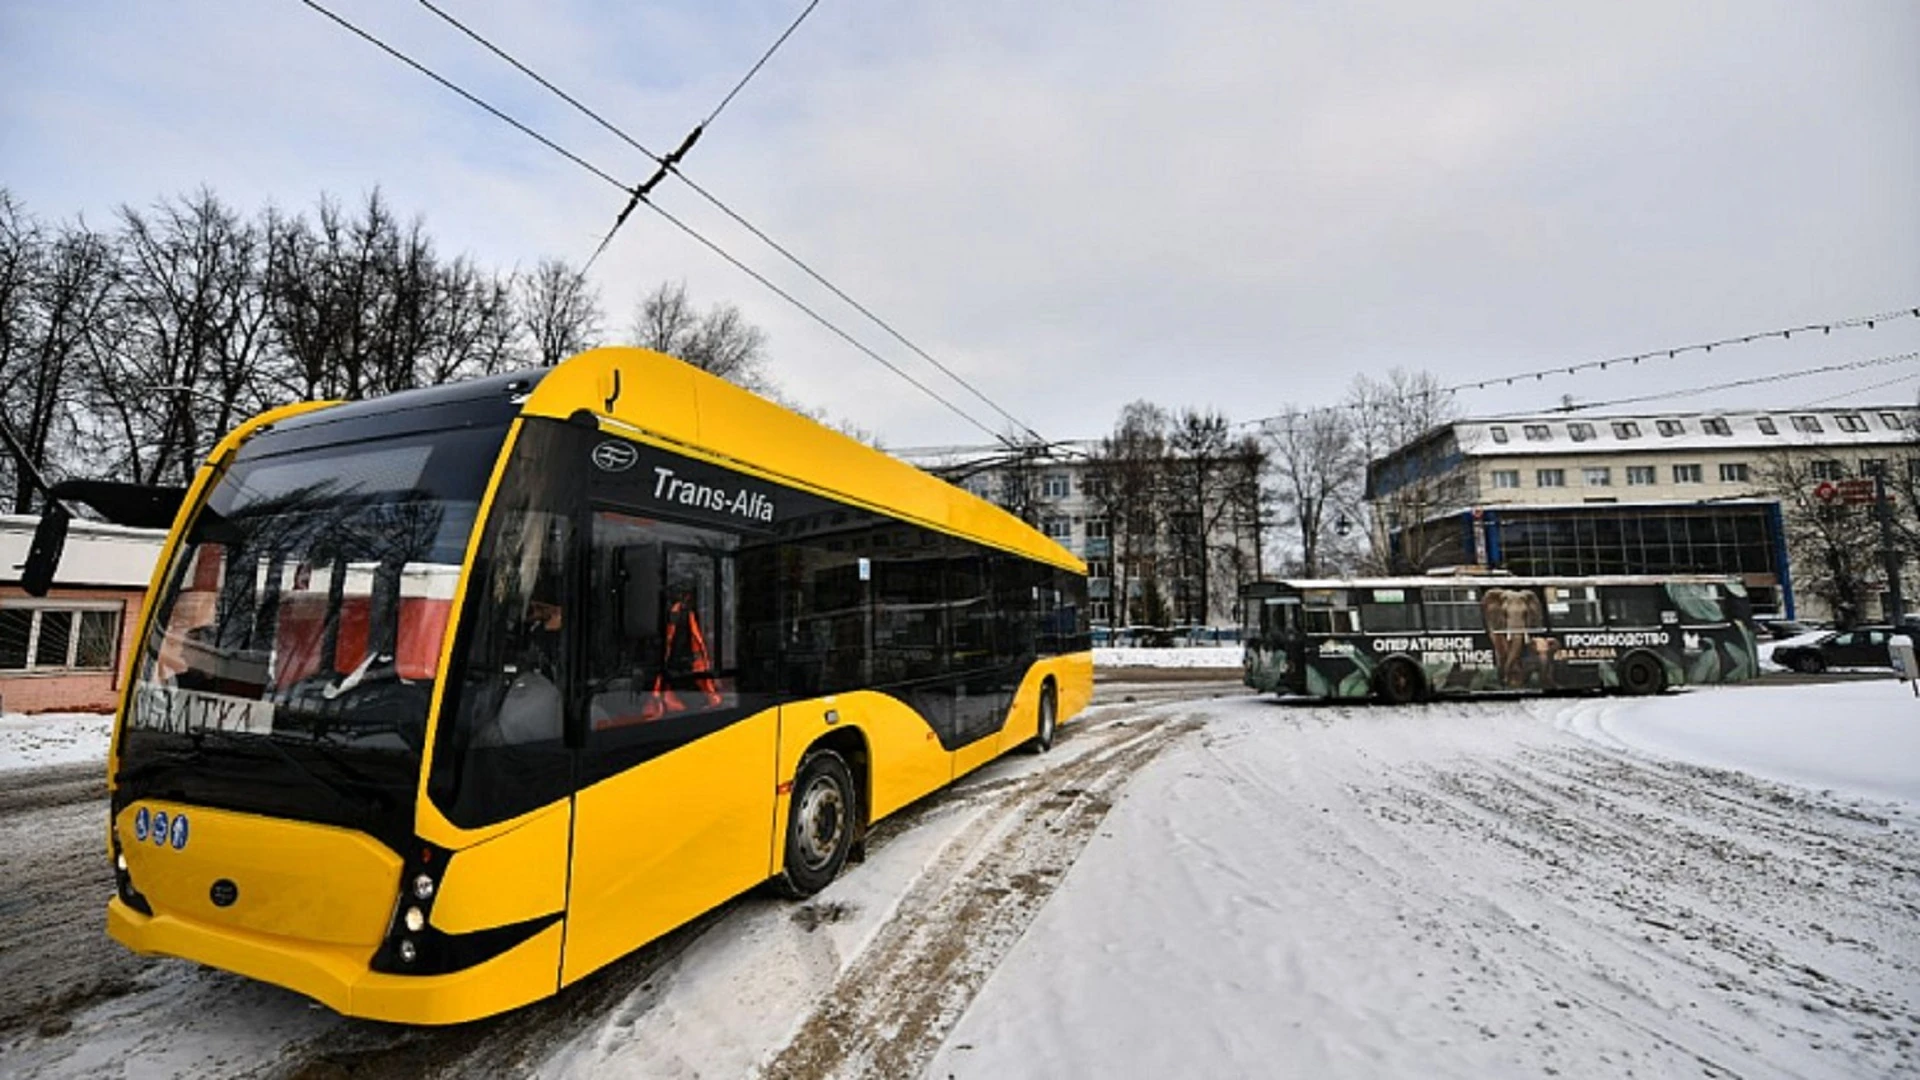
top-left (116, 423), bottom-right (508, 841)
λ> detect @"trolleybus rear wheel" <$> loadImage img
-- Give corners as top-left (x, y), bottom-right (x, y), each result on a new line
top-left (777, 750), bottom-right (856, 898)
top-left (1030, 684), bottom-right (1058, 753)
top-left (1620, 652), bottom-right (1665, 695)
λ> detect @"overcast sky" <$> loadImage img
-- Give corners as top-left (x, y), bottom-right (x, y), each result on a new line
top-left (4, 0), bottom-right (1917, 449)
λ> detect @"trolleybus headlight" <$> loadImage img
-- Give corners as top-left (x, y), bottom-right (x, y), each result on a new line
top-left (413, 873), bottom-right (435, 901)
top-left (398, 939), bottom-right (418, 964)
top-left (117, 854), bottom-right (127, 872)
top-left (404, 906), bottom-right (425, 933)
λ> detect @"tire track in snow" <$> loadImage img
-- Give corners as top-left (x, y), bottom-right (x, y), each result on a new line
top-left (758, 712), bottom-right (1207, 1080)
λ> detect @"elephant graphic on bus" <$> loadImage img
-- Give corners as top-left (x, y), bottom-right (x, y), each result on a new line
top-left (1481, 588), bottom-right (1560, 689)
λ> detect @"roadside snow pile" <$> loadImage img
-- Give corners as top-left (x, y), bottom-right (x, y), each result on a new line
top-left (1563, 680), bottom-right (1920, 807)
top-left (1094, 645), bottom-right (1241, 668)
top-left (0, 711), bottom-right (113, 772)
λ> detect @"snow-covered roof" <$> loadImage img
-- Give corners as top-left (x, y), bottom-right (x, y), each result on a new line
top-left (1454, 406), bottom-right (1917, 458)
top-left (0, 514), bottom-right (166, 590)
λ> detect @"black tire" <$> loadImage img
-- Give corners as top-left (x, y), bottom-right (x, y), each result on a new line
top-left (1620, 652), bottom-right (1665, 695)
top-left (1029, 684), bottom-right (1058, 753)
top-left (1792, 653), bottom-right (1826, 674)
top-left (776, 750), bottom-right (856, 899)
top-left (1375, 659), bottom-right (1423, 706)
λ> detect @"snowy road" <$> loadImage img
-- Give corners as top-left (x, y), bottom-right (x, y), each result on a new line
top-left (2, 678), bottom-right (1916, 1078)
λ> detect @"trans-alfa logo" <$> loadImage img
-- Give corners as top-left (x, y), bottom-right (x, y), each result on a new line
top-left (592, 441), bottom-right (639, 472)
top-left (132, 806), bottom-right (190, 851)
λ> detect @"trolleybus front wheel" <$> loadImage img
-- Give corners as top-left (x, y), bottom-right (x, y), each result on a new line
top-left (777, 749), bottom-right (856, 898)
top-left (1375, 659), bottom-right (1425, 706)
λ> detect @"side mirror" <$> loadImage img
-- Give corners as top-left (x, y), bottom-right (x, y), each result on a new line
top-left (21, 502), bottom-right (72, 598)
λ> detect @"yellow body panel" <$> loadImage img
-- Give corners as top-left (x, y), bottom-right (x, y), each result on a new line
top-left (432, 801), bottom-right (571, 935)
top-left (115, 801), bottom-right (399, 947)
top-left (521, 348), bottom-right (1084, 574)
top-left (561, 711), bottom-right (781, 986)
top-left (109, 898), bottom-right (562, 1025)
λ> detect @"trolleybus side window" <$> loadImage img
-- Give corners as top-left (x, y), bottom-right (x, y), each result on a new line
top-left (1667, 582), bottom-right (1727, 623)
top-left (1544, 585), bottom-right (1604, 628)
top-left (1602, 588), bottom-right (1662, 628)
top-left (1359, 588), bottom-right (1422, 632)
top-left (1422, 586), bottom-right (1483, 631)
top-left (1301, 591), bottom-right (1358, 635)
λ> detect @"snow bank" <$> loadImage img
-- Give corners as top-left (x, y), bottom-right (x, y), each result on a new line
top-left (1094, 645), bottom-right (1241, 668)
top-left (0, 711), bottom-right (113, 773)
top-left (1562, 680), bottom-right (1920, 806)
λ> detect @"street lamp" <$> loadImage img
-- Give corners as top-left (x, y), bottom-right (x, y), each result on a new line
top-left (1335, 514), bottom-right (1353, 538)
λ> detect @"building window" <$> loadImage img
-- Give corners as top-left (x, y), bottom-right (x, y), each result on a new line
top-left (1626, 466), bottom-right (1657, 485)
top-left (1042, 474), bottom-right (1070, 499)
top-left (1702, 417), bottom-right (1732, 436)
top-left (1491, 469), bottom-right (1520, 489)
top-left (1489, 425), bottom-right (1509, 444)
top-left (1756, 416), bottom-right (1778, 435)
top-left (1672, 464), bottom-right (1703, 483)
top-left (1835, 414), bottom-right (1868, 433)
top-left (1085, 517), bottom-right (1110, 539)
top-left (1583, 467), bottom-right (1611, 487)
top-left (1810, 459), bottom-right (1844, 480)
top-left (1879, 412), bottom-right (1904, 432)
top-left (1719, 462), bottom-right (1749, 483)
top-left (1860, 458), bottom-right (1887, 477)
top-left (0, 605), bottom-right (121, 673)
top-left (1082, 476), bottom-right (1109, 498)
top-left (1656, 419), bottom-right (1686, 437)
top-left (1612, 421), bottom-right (1642, 439)
top-left (1791, 415), bottom-right (1823, 434)
top-left (1086, 557), bottom-right (1111, 579)
top-left (1536, 468), bottom-right (1566, 487)
top-left (1568, 422), bottom-right (1596, 442)
top-left (1041, 517), bottom-right (1072, 540)
top-left (1089, 600), bottom-right (1111, 623)
top-left (1523, 424), bottom-right (1552, 441)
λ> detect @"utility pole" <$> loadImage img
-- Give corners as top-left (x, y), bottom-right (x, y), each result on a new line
top-left (1876, 470), bottom-right (1905, 624)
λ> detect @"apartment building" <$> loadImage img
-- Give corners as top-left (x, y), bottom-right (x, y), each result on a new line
top-left (897, 442), bottom-right (1258, 628)
top-left (1365, 406), bottom-right (1920, 619)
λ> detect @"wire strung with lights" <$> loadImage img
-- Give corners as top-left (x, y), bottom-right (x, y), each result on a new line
top-left (1475, 350), bottom-right (1920, 418)
top-left (1240, 304), bottom-right (1920, 432)
top-left (294, 0), bottom-right (1022, 448)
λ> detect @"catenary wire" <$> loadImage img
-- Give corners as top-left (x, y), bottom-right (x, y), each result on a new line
top-left (296, 0), bottom-right (1014, 446)
top-left (702, 0), bottom-right (821, 130)
top-left (413, 0), bottom-right (1049, 445)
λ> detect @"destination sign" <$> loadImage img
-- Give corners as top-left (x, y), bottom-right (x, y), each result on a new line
top-left (131, 684), bottom-right (276, 736)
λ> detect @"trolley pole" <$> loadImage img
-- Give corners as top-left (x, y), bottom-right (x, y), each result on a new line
top-left (1875, 471), bottom-right (1905, 625)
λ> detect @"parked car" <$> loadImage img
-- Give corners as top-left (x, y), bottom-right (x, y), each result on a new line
top-left (1771, 626), bottom-right (1904, 673)
top-left (1760, 618), bottom-right (1822, 640)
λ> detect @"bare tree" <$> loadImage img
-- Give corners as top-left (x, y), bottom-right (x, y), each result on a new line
top-left (1264, 408), bottom-right (1362, 578)
top-left (1758, 450), bottom-right (1881, 626)
top-left (0, 197), bottom-right (115, 509)
top-left (1348, 368), bottom-right (1464, 573)
top-left (1165, 408), bottom-right (1261, 624)
top-left (1087, 400), bottom-right (1170, 626)
top-left (630, 280), bottom-right (770, 391)
top-left (516, 257), bottom-right (602, 366)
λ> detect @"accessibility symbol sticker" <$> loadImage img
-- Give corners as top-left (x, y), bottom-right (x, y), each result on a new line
top-left (133, 806), bottom-right (150, 842)
top-left (170, 813), bottom-right (190, 850)
top-left (151, 811), bottom-right (169, 847)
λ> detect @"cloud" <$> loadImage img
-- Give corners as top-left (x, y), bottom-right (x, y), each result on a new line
top-left (4, 0), bottom-right (1917, 446)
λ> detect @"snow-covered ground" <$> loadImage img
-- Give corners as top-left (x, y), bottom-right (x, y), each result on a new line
top-left (4, 680), bottom-right (1916, 1078)
top-left (0, 712), bottom-right (112, 773)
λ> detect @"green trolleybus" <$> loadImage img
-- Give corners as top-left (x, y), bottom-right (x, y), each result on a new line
top-left (1240, 573), bottom-right (1758, 703)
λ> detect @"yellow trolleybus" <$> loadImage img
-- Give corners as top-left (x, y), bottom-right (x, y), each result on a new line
top-left (89, 348), bottom-right (1091, 1024)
